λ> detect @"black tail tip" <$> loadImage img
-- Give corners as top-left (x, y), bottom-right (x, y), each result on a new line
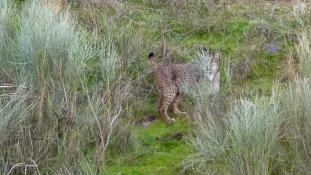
top-left (148, 52), bottom-right (155, 59)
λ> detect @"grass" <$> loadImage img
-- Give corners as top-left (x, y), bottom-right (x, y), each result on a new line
top-left (1, 0), bottom-right (310, 175)
top-left (0, 0), bottom-right (131, 173)
top-left (105, 119), bottom-right (191, 175)
top-left (183, 2), bottom-right (311, 175)
top-left (73, 1), bottom-right (298, 174)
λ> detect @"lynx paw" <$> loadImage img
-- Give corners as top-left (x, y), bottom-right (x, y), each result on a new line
top-left (167, 118), bottom-right (176, 124)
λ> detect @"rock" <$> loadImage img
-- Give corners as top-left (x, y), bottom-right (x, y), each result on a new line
top-left (265, 43), bottom-right (279, 54)
top-left (170, 132), bottom-right (183, 141)
top-left (136, 115), bottom-right (156, 128)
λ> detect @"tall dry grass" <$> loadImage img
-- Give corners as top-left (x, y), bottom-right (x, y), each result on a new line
top-left (184, 88), bottom-right (286, 175)
top-left (0, 0), bottom-right (133, 174)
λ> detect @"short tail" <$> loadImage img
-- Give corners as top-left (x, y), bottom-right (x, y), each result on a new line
top-left (148, 52), bottom-right (155, 59)
top-left (148, 52), bottom-right (157, 70)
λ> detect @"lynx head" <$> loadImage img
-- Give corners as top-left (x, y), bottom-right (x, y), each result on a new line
top-left (207, 52), bottom-right (220, 81)
top-left (195, 48), bottom-right (220, 81)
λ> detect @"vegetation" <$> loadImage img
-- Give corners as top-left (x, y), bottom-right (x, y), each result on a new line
top-left (1, 0), bottom-right (311, 175)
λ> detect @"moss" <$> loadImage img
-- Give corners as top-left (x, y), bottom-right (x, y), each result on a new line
top-left (105, 119), bottom-right (191, 175)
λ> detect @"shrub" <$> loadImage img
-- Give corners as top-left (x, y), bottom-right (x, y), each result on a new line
top-left (184, 90), bottom-right (286, 175)
top-left (0, 0), bottom-right (132, 174)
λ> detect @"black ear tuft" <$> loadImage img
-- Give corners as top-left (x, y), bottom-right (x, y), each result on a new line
top-left (148, 52), bottom-right (155, 59)
top-left (202, 47), bottom-right (210, 54)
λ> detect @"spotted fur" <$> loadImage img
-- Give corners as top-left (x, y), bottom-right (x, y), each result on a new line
top-left (148, 50), bottom-right (220, 124)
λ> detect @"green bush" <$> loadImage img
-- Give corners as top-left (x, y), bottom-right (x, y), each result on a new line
top-left (184, 91), bottom-right (286, 175)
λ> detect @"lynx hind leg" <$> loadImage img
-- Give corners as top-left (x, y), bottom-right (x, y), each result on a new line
top-left (172, 91), bottom-right (182, 114)
top-left (172, 91), bottom-right (188, 116)
top-left (159, 86), bottom-right (177, 124)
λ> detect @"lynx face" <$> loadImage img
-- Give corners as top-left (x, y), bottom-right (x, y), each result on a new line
top-left (148, 49), bottom-right (220, 124)
top-left (195, 49), bottom-right (220, 82)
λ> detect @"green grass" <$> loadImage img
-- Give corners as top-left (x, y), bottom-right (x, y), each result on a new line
top-left (181, 21), bottom-right (287, 95)
top-left (180, 21), bottom-right (252, 58)
top-left (102, 3), bottom-right (295, 174)
top-left (105, 119), bottom-right (191, 175)
top-left (0, 0), bottom-right (303, 174)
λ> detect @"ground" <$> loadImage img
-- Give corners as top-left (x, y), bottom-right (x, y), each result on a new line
top-left (105, 119), bottom-right (191, 175)
top-left (101, 2), bottom-right (294, 174)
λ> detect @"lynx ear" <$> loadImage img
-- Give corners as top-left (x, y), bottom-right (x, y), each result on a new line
top-left (214, 52), bottom-right (221, 62)
top-left (148, 52), bottom-right (155, 59)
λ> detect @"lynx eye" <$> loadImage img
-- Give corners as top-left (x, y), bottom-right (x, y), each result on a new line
top-left (206, 66), bottom-right (212, 72)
